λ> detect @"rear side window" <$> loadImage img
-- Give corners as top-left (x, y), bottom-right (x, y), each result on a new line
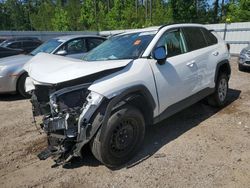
top-left (200, 28), bottom-right (218, 46)
top-left (182, 27), bottom-right (207, 51)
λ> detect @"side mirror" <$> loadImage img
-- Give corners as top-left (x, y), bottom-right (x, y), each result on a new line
top-left (56, 50), bottom-right (67, 56)
top-left (152, 46), bottom-right (167, 65)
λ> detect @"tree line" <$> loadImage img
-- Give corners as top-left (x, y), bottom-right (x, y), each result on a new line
top-left (0, 0), bottom-right (249, 31)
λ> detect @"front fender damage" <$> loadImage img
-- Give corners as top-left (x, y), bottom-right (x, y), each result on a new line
top-left (35, 87), bottom-right (110, 166)
top-left (32, 82), bottom-right (155, 167)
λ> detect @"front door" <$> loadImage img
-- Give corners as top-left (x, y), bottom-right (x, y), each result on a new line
top-left (149, 29), bottom-right (199, 114)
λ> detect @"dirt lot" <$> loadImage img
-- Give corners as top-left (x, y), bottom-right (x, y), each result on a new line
top-left (0, 58), bottom-right (249, 188)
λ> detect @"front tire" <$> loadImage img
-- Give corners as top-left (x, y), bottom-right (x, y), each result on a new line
top-left (17, 73), bottom-right (31, 98)
top-left (90, 105), bottom-right (145, 167)
top-left (207, 73), bottom-right (229, 107)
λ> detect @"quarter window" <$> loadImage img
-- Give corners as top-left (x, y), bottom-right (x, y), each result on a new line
top-left (156, 29), bottom-right (187, 58)
top-left (200, 28), bottom-right (218, 46)
top-left (182, 27), bottom-right (207, 51)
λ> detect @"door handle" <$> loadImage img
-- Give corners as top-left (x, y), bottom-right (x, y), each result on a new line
top-left (213, 51), bottom-right (219, 56)
top-left (186, 60), bottom-right (196, 67)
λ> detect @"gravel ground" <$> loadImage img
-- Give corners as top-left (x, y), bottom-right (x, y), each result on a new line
top-left (0, 58), bottom-right (249, 188)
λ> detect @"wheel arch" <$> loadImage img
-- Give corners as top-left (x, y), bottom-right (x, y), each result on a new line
top-left (98, 85), bottom-right (156, 141)
top-left (214, 59), bottom-right (231, 82)
top-left (74, 85), bottom-right (156, 155)
top-left (16, 71), bottom-right (28, 92)
top-left (104, 85), bottom-right (156, 125)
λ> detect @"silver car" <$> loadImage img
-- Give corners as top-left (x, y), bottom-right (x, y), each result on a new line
top-left (238, 44), bottom-right (250, 71)
top-left (0, 35), bottom-right (106, 97)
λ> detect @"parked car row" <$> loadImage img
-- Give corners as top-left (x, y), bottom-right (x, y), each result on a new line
top-left (0, 35), bottom-right (106, 97)
top-left (0, 46), bottom-right (24, 58)
top-left (0, 37), bottom-right (42, 54)
top-left (19, 24), bottom-right (231, 168)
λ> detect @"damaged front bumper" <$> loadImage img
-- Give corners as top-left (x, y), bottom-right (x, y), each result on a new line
top-left (30, 82), bottom-right (107, 165)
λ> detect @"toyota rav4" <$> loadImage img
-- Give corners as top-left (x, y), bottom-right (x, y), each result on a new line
top-left (24, 24), bottom-right (231, 167)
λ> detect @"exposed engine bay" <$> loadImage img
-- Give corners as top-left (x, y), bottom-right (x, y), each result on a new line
top-left (30, 82), bottom-right (106, 166)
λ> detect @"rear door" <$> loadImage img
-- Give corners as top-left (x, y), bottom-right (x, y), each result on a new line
top-left (182, 27), bottom-right (216, 90)
top-left (149, 28), bottom-right (199, 114)
top-left (200, 28), bottom-right (221, 87)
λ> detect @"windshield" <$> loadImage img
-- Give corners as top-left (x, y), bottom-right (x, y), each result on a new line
top-left (83, 31), bottom-right (156, 61)
top-left (30, 39), bottom-right (63, 56)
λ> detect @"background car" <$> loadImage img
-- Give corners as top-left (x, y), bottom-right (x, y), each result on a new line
top-left (0, 35), bottom-right (106, 98)
top-left (238, 44), bottom-right (250, 71)
top-left (0, 37), bottom-right (42, 53)
top-left (0, 36), bottom-right (10, 44)
top-left (0, 46), bottom-right (24, 58)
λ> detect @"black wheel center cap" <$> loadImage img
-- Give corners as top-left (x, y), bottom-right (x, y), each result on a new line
top-left (112, 121), bottom-right (134, 151)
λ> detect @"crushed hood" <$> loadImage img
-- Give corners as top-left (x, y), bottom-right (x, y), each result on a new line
top-left (24, 53), bottom-right (132, 84)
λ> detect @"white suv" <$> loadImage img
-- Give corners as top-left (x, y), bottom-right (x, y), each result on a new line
top-left (25, 24), bottom-right (231, 167)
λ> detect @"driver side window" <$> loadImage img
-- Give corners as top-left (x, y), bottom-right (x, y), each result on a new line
top-left (58, 38), bottom-right (87, 54)
top-left (156, 29), bottom-right (187, 58)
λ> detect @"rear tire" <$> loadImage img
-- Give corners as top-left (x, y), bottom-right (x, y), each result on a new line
top-left (207, 73), bottom-right (229, 107)
top-left (17, 73), bottom-right (31, 98)
top-left (90, 105), bottom-right (145, 167)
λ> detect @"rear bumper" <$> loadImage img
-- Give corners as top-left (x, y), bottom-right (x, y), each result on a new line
top-left (0, 75), bottom-right (17, 93)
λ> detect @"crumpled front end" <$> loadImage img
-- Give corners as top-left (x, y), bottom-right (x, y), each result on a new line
top-left (29, 81), bottom-right (107, 165)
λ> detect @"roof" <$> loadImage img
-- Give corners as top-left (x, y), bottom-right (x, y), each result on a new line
top-left (100, 23), bottom-right (206, 37)
top-left (4, 37), bottom-right (40, 42)
top-left (54, 35), bottom-right (106, 41)
top-left (100, 26), bottom-right (160, 36)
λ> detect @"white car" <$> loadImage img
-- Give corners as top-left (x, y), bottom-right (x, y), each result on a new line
top-left (25, 24), bottom-right (231, 167)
